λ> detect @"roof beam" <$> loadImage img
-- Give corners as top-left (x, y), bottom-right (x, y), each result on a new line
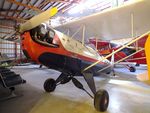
top-left (0, 9), bottom-right (22, 12)
top-left (59, 3), bottom-right (72, 13)
top-left (0, 0), bottom-right (5, 16)
top-left (12, 0), bottom-right (24, 17)
top-left (5, 2), bottom-right (13, 19)
top-left (16, 0), bottom-right (31, 18)
top-left (0, 31), bottom-right (11, 34)
top-left (46, 0), bottom-right (69, 3)
top-left (0, 25), bottom-right (14, 29)
top-left (46, 0), bottom-right (78, 3)
top-left (20, 0), bottom-right (38, 18)
top-left (0, 14), bottom-right (27, 22)
top-left (38, 0), bottom-right (49, 8)
top-left (6, 0), bottom-right (42, 12)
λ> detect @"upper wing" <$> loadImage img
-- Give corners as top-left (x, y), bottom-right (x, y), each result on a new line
top-left (55, 0), bottom-right (150, 40)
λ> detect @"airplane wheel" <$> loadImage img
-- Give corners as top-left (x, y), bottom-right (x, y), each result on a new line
top-left (135, 63), bottom-right (140, 66)
top-left (44, 78), bottom-right (56, 92)
top-left (94, 89), bottom-right (109, 112)
top-left (129, 66), bottom-right (136, 72)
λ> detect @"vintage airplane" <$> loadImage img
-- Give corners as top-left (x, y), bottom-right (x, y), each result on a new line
top-left (89, 36), bottom-right (147, 65)
top-left (14, 7), bottom-right (112, 112)
top-left (89, 35), bottom-right (147, 72)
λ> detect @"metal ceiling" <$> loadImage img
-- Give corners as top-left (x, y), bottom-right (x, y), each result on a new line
top-left (0, 0), bottom-right (80, 22)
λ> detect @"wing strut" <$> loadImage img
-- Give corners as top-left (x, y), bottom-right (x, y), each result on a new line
top-left (97, 48), bottom-right (144, 73)
top-left (82, 25), bottom-right (85, 46)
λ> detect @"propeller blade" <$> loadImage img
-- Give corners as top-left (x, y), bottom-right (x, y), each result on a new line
top-left (19, 7), bottom-right (58, 33)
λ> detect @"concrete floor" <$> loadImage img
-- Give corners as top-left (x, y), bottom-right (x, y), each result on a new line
top-left (0, 64), bottom-right (150, 113)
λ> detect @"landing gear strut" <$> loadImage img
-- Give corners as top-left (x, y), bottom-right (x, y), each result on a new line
top-left (82, 73), bottom-right (109, 112)
top-left (72, 76), bottom-right (109, 111)
top-left (44, 72), bottom-right (109, 112)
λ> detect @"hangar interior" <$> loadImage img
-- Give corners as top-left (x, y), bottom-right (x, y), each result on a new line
top-left (0, 0), bottom-right (150, 113)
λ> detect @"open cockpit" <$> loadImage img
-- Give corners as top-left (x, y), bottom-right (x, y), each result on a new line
top-left (30, 24), bottom-right (59, 48)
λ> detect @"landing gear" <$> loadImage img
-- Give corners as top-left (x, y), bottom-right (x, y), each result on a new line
top-left (72, 76), bottom-right (109, 112)
top-left (135, 63), bottom-right (140, 66)
top-left (129, 66), bottom-right (136, 72)
top-left (82, 73), bottom-right (109, 112)
top-left (44, 72), bottom-right (109, 112)
top-left (44, 78), bottom-right (56, 92)
top-left (94, 90), bottom-right (109, 112)
top-left (44, 73), bottom-right (71, 92)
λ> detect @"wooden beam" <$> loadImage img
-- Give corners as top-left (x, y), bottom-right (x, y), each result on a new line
top-left (0, 25), bottom-right (14, 29)
top-left (0, 31), bottom-right (11, 34)
top-left (5, 2), bottom-right (13, 19)
top-left (20, 0), bottom-right (37, 18)
top-left (38, 0), bottom-right (49, 8)
top-left (12, 0), bottom-right (24, 17)
top-left (0, 9), bottom-right (22, 12)
top-left (59, 3), bottom-right (72, 13)
top-left (45, 2), bottom-right (58, 11)
top-left (46, 0), bottom-right (76, 3)
top-left (0, 14), bottom-right (27, 22)
top-left (6, 0), bottom-right (42, 12)
top-left (58, 0), bottom-right (80, 13)
top-left (15, 0), bottom-right (30, 18)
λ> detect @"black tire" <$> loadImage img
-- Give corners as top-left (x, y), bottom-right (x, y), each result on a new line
top-left (44, 78), bottom-right (56, 92)
top-left (129, 66), bottom-right (136, 72)
top-left (94, 89), bottom-right (109, 112)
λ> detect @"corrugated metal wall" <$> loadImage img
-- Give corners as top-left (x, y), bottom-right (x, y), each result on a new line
top-left (0, 39), bottom-right (21, 58)
top-left (0, 19), bottom-right (15, 38)
top-left (0, 19), bottom-right (22, 59)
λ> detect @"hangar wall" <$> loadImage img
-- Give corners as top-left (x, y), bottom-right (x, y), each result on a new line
top-left (0, 19), bottom-right (15, 38)
top-left (0, 19), bottom-right (21, 59)
top-left (0, 39), bottom-right (21, 58)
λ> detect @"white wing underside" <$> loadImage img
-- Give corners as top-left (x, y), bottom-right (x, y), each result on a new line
top-left (55, 0), bottom-right (150, 41)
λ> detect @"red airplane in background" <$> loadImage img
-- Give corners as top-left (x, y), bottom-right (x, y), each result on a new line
top-left (89, 35), bottom-right (147, 72)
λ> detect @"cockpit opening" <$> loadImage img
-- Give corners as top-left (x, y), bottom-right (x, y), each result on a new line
top-left (30, 24), bottom-right (59, 47)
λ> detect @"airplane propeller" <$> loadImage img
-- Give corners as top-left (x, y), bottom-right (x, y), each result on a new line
top-left (18, 7), bottom-right (58, 33)
top-left (1, 7), bottom-right (58, 41)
